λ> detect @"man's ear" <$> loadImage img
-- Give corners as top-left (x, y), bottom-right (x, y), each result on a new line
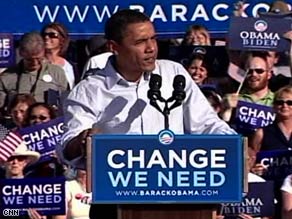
top-left (267, 69), bottom-right (273, 80)
top-left (108, 40), bottom-right (119, 55)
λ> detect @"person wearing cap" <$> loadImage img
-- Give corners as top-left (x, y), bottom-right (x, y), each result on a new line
top-left (3, 141), bottom-right (40, 179)
top-left (1, 141), bottom-right (44, 219)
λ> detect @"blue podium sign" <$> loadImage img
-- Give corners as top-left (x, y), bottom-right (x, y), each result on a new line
top-left (91, 132), bottom-right (243, 203)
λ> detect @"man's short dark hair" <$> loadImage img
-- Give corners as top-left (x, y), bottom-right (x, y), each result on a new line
top-left (105, 9), bottom-right (150, 43)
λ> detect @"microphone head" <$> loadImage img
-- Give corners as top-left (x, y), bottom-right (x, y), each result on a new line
top-left (173, 75), bottom-right (185, 91)
top-left (149, 74), bottom-right (162, 90)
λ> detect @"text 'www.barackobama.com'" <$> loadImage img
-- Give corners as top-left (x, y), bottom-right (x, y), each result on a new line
top-left (115, 190), bottom-right (219, 196)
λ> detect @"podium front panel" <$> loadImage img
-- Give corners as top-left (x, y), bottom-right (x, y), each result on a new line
top-left (91, 132), bottom-right (243, 204)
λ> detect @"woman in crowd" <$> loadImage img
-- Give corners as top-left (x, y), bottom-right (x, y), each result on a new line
top-left (249, 85), bottom-right (292, 152)
top-left (184, 49), bottom-right (215, 87)
top-left (41, 22), bottom-right (75, 89)
top-left (1, 141), bottom-right (42, 219)
top-left (181, 24), bottom-right (211, 46)
top-left (248, 85), bottom-right (292, 219)
top-left (54, 168), bottom-right (91, 219)
top-left (23, 102), bottom-right (63, 178)
top-left (8, 94), bottom-right (36, 130)
top-left (24, 102), bottom-right (57, 127)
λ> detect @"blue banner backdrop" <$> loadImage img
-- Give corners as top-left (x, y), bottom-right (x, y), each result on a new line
top-left (0, 0), bottom-right (290, 38)
top-left (92, 132), bottom-right (243, 203)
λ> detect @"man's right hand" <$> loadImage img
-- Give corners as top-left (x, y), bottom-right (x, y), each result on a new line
top-left (64, 127), bottom-right (102, 161)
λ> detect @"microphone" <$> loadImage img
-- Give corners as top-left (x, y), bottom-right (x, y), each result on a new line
top-left (147, 74), bottom-right (163, 112)
top-left (169, 75), bottom-right (186, 110)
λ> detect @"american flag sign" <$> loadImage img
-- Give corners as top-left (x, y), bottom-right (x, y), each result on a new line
top-left (0, 124), bottom-right (23, 161)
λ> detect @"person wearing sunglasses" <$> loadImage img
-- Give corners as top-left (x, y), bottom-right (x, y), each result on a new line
top-left (41, 22), bottom-right (76, 90)
top-left (1, 141), bottom-right (43, 219)
top-left (248, 85), bottom-right (292, 219)
top-left (23, 102), bottom-right (57, 126)
top-left (0, 32), bottom-right (69, 117)
top-left (221, 51), bottom-right (274, 123)
top-left (249, 84), bottom-right (292, 152)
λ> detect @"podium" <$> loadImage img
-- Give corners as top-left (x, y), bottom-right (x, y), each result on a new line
top-left (87, 132), bottom-right (246, 219)
top-left (118, 204), bottom-right (217, 219)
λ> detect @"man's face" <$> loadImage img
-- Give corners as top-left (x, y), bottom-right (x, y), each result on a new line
top-left (21, 50), bottom-right (45, 72)
top-left (245, 56), bottom-right (271, 92)
top-left (266, 51), bottom-right (279, 69)
top-left (112, 21), bottom-right (158, 80)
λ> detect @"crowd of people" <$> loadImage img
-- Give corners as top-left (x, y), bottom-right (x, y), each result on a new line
top-left (0, 1), bottom-right (292, 219)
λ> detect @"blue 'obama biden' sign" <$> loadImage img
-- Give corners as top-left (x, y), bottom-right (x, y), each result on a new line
top-left (91, 131), bottom-right (243, 203)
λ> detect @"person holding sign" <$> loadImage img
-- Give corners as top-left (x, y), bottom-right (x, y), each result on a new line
top-left (221, 51), bottom-right (274, 134)
top-left (249, 85), bottom-right (292, 152)
top-left (1, 141), bottom-right (44, 219)
top-left (60, 9), bottom-right (236, 219)
top-left (248, 85), bottom-right (292, 219)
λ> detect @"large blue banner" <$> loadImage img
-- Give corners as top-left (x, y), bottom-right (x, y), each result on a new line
top-left (91, 131), bottom-right (243, 203)
top-left (0, 0), bottom-right (290, 38)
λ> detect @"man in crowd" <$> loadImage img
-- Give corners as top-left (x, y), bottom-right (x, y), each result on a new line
top-left (0, 32), bottom-right (68, 115)
top-left (222, 51), bottom-right (275, 122)
top-left (60, 9), bottom-right (236, 219)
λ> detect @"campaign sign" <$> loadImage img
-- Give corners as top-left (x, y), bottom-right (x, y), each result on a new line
top-left (0, 33), bottom-right (14, 68)
top-left (228, 17), bottom-right (291, 51)
top-left (222, 181), bottom-right (274, 218)
top-left (235, 101), bottom-right (275, 132)
top-left (92, 131), bottom-right (243, 203)
top-left (256, 149), bottom-right (292, 181)
top-left (0, 177), bottom-right (66, 215)
top-left (18, 117), bottom-right (64, 163)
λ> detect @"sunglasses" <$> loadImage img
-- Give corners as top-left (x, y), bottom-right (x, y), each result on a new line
top-left (7, 156), bottom-right (27, 162)
top-left (274, 100), bottom-right (292, 106)
top-left (42, 32), bottom-right (59, 39)
top-left (30, 115), bottom-right (49, 121)
top-left (247, 68), bottom-right (266, 75)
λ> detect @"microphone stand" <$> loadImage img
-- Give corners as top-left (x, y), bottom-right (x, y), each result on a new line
top-left (148, 74), bottom-right (185, 130)
top-left (163, 102), bottom-right (170, 130)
